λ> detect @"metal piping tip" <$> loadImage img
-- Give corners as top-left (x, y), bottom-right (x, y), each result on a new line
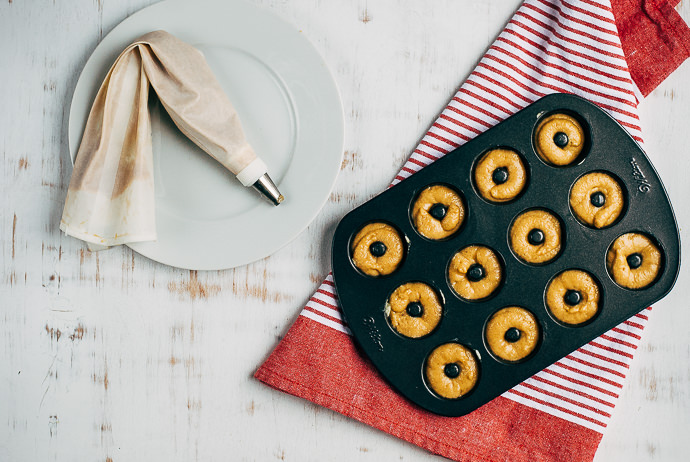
top-left (252, 173), bottom-right (284, 206)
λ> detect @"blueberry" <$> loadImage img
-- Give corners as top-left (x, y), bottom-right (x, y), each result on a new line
top-left (627, 252), bottom-right (643, 269)
top-left (369, 241), bottom-right (387, 257)
top-left (492, 167), bottom-right (509, 185)
top-left (466, 263), bottom-right (485, 282)
top-left (553, 131), bottom-right (569, 148)
top-left (406, 302), bottom-right (423, 318)
top-left (429, 203), bottom-right (447, 221)
top-left (528, 228), bottom-right (545, 245)
top-left (564, 290), bottom-right (582, 306)
top-left (504, 327), bottom-right (522, 343)
top-left (590, 191), bottom-right (606, 207)
top-left (444, 363), bottom-right (461, 379)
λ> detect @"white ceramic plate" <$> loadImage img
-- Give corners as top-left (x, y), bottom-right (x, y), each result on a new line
top-left (69, 0), bottom-right (343, 270)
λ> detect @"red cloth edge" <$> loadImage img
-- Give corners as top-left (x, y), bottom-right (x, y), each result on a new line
top-left (255, 316), bottom-right (601, 462)
top-left (613, 0), bottom-right (690, 96)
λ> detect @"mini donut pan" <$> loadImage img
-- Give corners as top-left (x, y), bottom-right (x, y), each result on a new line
top-left (330, 93), bottom-right (680, 417)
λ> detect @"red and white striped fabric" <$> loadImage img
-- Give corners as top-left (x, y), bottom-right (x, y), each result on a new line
top-left (257, 0), bottom-right (690, 460)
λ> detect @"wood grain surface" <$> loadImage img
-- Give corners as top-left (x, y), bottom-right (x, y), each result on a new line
top-left (1, 0), bottom-right (689, 460)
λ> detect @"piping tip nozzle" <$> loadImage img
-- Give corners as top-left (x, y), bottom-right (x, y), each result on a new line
top-left (252, 173), bottom-right (284, 206)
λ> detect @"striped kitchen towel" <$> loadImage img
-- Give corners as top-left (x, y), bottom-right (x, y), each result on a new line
top-left (256, 0), bottom-right (690, 460)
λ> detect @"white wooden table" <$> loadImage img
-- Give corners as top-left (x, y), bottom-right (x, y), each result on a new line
top-left (1, 1), bottom-right (689, 460)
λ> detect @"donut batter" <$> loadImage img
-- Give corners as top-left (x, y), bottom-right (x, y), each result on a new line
top-left (425, 343), bottom-right (479, 399)
top-left (510, 209), bottom-right (562, 264)
top-left (351, 222), bottom-right (404, 276)
top-left (546, 270), bottom-right (600, 325)
top-left (474, 148), bottom-right (527, 202)
top-left (411, 185), bottom-right (465, 240)
top-left (448, 245), bottom-right (503, 300)
top-left (570, 172), bottom-right (624, 228)
top-left (607, 233), bottom-right (662, 289)
top-left (386, 282), bottom-right (443, 338)
top-left (534, 113), bottom-right (585, 166)
top-left (485, 307), bottom-right (540, 362)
